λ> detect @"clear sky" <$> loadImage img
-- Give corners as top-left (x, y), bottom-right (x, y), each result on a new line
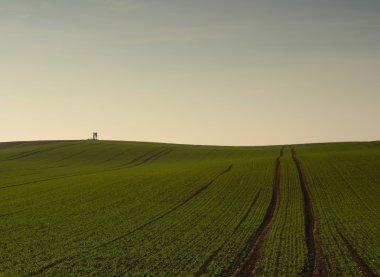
top-left (1, 0), bottom-right (379, 146)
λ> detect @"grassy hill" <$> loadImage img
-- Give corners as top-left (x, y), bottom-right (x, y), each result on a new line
top-left (0, 140), bottom-right (379, 276)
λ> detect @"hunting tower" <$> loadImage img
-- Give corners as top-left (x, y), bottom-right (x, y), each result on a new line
top-left (93, 132), bottom-right (98, 140)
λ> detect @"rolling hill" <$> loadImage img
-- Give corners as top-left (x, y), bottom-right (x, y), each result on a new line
top-left (0, 140), bottom-right (379, 276)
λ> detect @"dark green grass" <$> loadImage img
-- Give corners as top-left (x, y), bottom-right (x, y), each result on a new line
top-left (0, 140), bottom-right (379, 276)
top-left (296, 142), bottom-right (380, 276)
top-left (0, 140), bottom-right (279, 276)
top-left (256, 147), bottom-right (307, 276)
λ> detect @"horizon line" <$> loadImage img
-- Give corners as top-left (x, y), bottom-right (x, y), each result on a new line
top-left (1, 138), bottom-right (379, 148)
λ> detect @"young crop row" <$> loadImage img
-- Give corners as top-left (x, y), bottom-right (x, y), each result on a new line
top-left (201, 158), bottom-right (276, 276)
top-left (1, 140), bottom-right (378, 276)
top-left (0, 141), bottom-right (281, 276)
top-left (296, 144), bottom-right (380, 276)
top-left (256, 147), bottom-right (308, 276)
top-left (0, 159), bottom-right (226, 274)
top-left (31, 158), bottom-right (277, 276)
top-left (0, 142), bottom-right (176, 189)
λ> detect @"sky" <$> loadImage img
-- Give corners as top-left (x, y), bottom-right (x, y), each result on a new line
top-left (1, 0), bottom-right (379, 146)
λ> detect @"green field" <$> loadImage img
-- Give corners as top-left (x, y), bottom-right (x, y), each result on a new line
top-left (0, 140), bottom-right (379, 276)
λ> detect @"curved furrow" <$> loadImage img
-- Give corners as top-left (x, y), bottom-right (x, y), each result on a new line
top-left (28, 165), bottom-right (233, 275)
top-left (291, 146), bottom-right (327, 276)
top-left (339, 232), bottom-right (377, 277)
top-left (232, 147), bottom-right (283, 276)
top-left (194, 191), bottom-right (261, 277)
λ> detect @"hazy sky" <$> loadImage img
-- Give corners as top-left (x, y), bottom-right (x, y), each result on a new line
top-left (1, 0), bottom-right (379, 146)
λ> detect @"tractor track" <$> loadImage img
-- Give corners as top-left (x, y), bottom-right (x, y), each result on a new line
top-left (54, 149), bottom-right (89, 163)
top-left (29, 256), bottom-right (72, 276)
top-left (0, 209), bottom-right (26, 218)
top-left (28, 165), bottom-right (233, 275)
top-left (232, 147), bottom-right (283, 277)
top-left (1, 142), bottom-right (81, 161)
top-left (0, 174), bottom-right (90, 191)
top-left (0, 148), bottom-right (173, 191)
top-left (126, 149), bottom-right (158, 165)
top-left (120, 148), bottom-right (172, 168)
top-left (127, 148), bottom-right (173, 167)
top-left (291, 146), bottom-right (327, 277)
top-left (95, 164), bottom-right (232, 249)
top-left (101, 149), bottom-right (130, 163)
top-left (0, 140), bottom-right (70, 151)
top-left (338, 232), bottom-right (377, 277)
top-left (194, 191), bottom-right (261, 277)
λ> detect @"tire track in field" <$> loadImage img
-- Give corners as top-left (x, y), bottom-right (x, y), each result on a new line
top-left (28, 165), bottom-right (233, 275)
top-left (0, 142), bottom-right (81, 161)
top-left (291, 146), bottom-right (327, 277)
top-left (29, 256), bottom-right (73, 276)
top-left (117, 147), bottom-right (171, 168)
top-left (0, 140), bottom-right (67, 151)
top-left (0, 209), bottom-right (26, 218)
top-left (0, 148), bottom-right (173, 191)
top-left (338, 232), bottom-right (377, 277)
top-left (125, 149), bottom-right (158, 165)
top-left (0, 141), bottom-right (26, 150)
top-left (232, 147), bottom-right (284, 277)
top-left (54, 149), bottom-right (89, 163)
top-left (126, 148), bottom-right (173, 168)
top-left (0, 174), bottom-right (88, 190)
top-left (95, 164), bottom-right (232, 249)
top-left (101, 149), bottom-right (130, 163)
top-left (194, 191), bottom-right (261, 277)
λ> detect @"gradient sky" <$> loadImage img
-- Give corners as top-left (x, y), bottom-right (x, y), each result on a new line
top-left (1, 0), bottom-right (379, 146)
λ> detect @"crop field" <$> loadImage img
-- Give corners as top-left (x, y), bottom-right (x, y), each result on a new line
top-left (0, 140), bottom-right (379, 276)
